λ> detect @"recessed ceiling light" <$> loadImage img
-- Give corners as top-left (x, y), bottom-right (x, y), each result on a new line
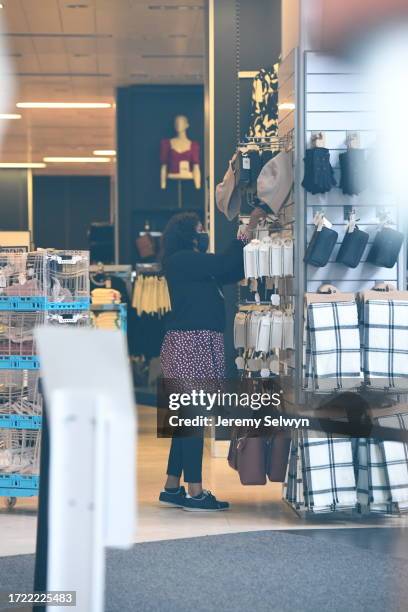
top-left (0, 162), bottom-right (46, 168)
top-left (0, 114), bottom-right (22, 120)
top-left (0, 4), bottom-right (4, 9)
top-left (43, 156), bottom-right (111, 163)
top-left (17, 102), bottom-right (112, 109)
top-left (93, 150), bottom-right (116, 156)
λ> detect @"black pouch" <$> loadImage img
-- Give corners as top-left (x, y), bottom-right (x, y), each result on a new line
top-left (336, 226), bottom-right (369, 268)
top-left (366, 227), bottom-right (404, 268)
top-left (235, 151), bottom-right (251, 187)
top-left (304, 226), bottom-right (338, 267)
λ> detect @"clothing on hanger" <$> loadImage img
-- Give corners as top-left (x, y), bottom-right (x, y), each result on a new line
top-left (339, 148), bottom-right (367, 196)
top-left (302, 147), bottom-right (336, 195)
top-left (160, 138), bottom-right (200, 173)
top-left (247, 65), bottom-right (279, 139)
top-left (132, 273), bottom-right (171, 317)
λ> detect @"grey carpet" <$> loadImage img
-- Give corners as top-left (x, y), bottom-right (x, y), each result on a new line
top-left (1, 530), bottom-right (408, 612)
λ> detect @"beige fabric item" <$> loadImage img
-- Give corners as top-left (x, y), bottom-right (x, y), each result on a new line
top-left (215, 152), bottom-right (241, 220)
top-left (257, 150), bottom-right (292, 214)
top-left (132, 275), bottom-right (171, 316)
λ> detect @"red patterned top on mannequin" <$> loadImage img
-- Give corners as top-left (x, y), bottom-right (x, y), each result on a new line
top-left (160, 138), bottom-right (200, 174)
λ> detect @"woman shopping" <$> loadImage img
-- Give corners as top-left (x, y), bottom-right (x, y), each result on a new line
top-left (159, 207), bottom-right (265, 511)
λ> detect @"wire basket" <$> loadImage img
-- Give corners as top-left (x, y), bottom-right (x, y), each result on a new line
top-left (0, 311), bottom-right (45, 357)
top-left (0, 428), bottom-right (41, 474)
top-left (0, 252), bottom-right (47, 308)
top-left (46, 310), bottom-right (90, 327)
top-left (0, 370), bottom-right (42, 416)
top-left (47, 251), bottom-right (90, 308)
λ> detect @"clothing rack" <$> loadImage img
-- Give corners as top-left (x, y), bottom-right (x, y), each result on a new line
top-left (135, 262), bottom-right (162, 276)
top-left (238, 133), bottom-right (293, 150)
top-left (277, 48), bottom-right (408, 517)
top-left (90, 264), bottom-right (133, 296)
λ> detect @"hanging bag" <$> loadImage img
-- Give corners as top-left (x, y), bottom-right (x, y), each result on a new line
top-left (265, 432), bottom-right (291, 482)
top-left (304, 225), bottom-right (338, 267)
top-left (228, 432), bottom-right (267, 485)
top-left (336, 225), bottom-right (369, 268)
top-left (367, 227), bottom-right (404, 268)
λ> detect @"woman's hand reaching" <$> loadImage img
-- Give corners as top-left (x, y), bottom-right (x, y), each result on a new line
top-left (247, 206), bottom-right (268, 230)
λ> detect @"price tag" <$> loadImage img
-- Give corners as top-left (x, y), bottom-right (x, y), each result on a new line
top-left (242, 156), bottom-right (250, 170)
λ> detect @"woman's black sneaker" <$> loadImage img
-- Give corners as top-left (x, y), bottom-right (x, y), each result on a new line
top-left (159, 486), bottom-right (186, 508)
top-left (183, 490), bottom-right (230, 512)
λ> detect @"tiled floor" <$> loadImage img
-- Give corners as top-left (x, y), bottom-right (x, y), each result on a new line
top-left (0, 405), bottom-right (407, 557)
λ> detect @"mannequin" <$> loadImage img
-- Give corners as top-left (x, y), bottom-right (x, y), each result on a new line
top-left (160, 115), bottom-right (201, 190)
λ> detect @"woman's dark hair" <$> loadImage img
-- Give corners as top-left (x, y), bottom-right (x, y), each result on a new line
top-left (160, 212), bottom-right (200, 264)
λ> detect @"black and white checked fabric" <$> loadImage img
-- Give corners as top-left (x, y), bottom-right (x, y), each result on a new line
top-left (355, 438), bottom-right (392, 513)
top-left (304, 300), bottom-right (361, 391)
top-left (300, 431), bottom-right (357, 511)
top-left (362, 299), bottom-right (408, 390)
top-left (376, 413), bottom-right (408, 505)
top-left (284, 431), bottom-right (356, 513)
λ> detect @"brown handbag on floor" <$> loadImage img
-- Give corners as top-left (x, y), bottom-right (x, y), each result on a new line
top-left (265, 432), bottom-right (291, 482)
top-left (228, 432), bottom-right (267, 485)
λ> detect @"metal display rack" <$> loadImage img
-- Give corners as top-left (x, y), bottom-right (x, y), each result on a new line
top-left (0, 250), bottom-right (90, 508)
top-left (277, 49), bottom-right (408, 517)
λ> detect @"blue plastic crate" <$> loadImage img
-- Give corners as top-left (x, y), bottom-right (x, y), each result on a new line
top-left (0, 296), bottom-right (48, 311)
top-left (0, 355), bottom-right (40, 370)
top-left (0, 414), bottom-right (42, 430)
top-left (0, 473), bottom-right (39, 497)
top-left (47, 298), bottom-right (90, 311)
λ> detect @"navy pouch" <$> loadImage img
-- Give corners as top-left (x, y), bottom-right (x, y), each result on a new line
top-left (336, 226), bottom-right (369, 268)
top-left (304, 226), bottom-right (338, 267)
top-left (367, 227), bottom-right (403, 268)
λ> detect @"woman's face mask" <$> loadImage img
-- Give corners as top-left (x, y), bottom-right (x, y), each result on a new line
top-left (196, 231), bottom-right (209, 253)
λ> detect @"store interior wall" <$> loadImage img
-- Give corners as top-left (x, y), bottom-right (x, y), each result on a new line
top-left (116, 84), bottom-right (204, 264)
top-left (281, 0), bottom-right (300, 58)
top-left (0, 169), bottom-right (29, 231)
top-left (33, 176), bottom-right (111, 251)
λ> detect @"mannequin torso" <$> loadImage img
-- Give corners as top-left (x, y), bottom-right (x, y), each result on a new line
top-left (160, 115), bottom-right (201, 190)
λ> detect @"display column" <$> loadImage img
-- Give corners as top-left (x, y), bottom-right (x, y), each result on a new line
top-left (206, 0), bottom-right (281, 454)
top-left (206, 0), bottom-right (282, 378)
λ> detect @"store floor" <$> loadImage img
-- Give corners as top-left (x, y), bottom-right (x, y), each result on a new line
top-left (1, 405), bottom-right (408, 558)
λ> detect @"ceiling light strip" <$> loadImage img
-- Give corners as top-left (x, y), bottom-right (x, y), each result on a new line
top-left (43, 157), bottom-right (111, 163)
top-left (17, 102), bottom-right (112, 109)
top-left (0, 163), bottom-right (46, 168)
top-left (0, 114), bottom-right (22, 120)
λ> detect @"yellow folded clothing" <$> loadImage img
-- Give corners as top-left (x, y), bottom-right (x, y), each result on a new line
top-left (91, 288), bottom-right (121, 305)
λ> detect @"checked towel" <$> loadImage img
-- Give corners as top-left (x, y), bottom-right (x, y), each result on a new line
top-left (362, 299), bottom-right (408, 390)
top-left (300, 431), bottom-right (357, 512)
top-left (305, 300), bottom-right (361, 391)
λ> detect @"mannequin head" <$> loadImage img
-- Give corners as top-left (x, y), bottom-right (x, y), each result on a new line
top-left (174, 115), bottom-right (190, 135)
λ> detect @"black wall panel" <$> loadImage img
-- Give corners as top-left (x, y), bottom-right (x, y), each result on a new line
top-left (116, 84), bottom-right (204, 263)
top-left (0, 170), bottom-right (29, 231)
top-left (33, 175), bottom-right (110, 250)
